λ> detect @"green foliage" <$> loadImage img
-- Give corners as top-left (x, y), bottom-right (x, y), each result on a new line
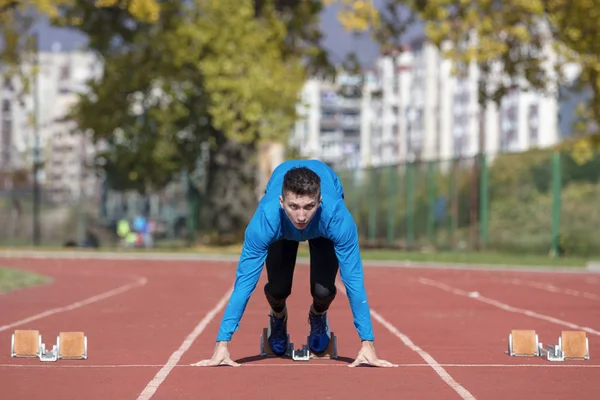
top-left (67, 0), bottom-right (308, 193)
top-left (546, 0), bottom-right (600, 133)
top-left (69, 2), bottom-right (206, 192)
top-left (175, 0), bottom-right (305, 145)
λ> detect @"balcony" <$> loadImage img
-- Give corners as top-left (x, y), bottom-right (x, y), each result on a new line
top-left (338, 98), bottom-right (362, 110)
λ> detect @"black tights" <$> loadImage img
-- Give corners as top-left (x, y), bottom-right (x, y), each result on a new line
top-left (264, 237), bottom-right (339, 314)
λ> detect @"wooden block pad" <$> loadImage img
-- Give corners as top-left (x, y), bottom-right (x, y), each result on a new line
top-left (561, 331), bottom-right (587, 359)
top-left (511, 330), bottom-right (538, 355)
top-left (59, 332), bottom-right (86, 359)
top-left (13, 330), bottom-right (40, 357)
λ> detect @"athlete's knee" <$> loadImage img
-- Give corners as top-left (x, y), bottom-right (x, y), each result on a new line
top-left (264, 282), bottom-right (292, 301)
top-left (312, 282), bottom-right (336, 301)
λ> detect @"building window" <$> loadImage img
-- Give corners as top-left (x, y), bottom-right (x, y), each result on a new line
top-left (2, 99), bottom-right (10, 113)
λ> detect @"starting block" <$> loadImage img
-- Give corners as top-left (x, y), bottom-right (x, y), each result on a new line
top-left (11, 330), bottom-right (87, 362)
top-left (542, 331), bottom-right (590, 362)
top-left (11, 330), bottom-right (42, 359)
top-left (306, 332), bottom-right (338, 360)
top-left (57, 332), bottom-right (88, 360)
top-left (260, 328), bottom-right (294, 358)
top-left (508, 330), bottom-right (542, 357)
top-left (259, 328), bottom-right (338, 361)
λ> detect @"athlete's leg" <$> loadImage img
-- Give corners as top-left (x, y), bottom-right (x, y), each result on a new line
top-left (309, 237), bottom-right (339, 312)
top-left (307, 236), bottom-right (339, 354)
top-left (264, 239), bottom-right (299, 313)
top-left (263, 239), bottom-right (299, 355)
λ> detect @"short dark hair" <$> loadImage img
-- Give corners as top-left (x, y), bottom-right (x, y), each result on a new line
top-left (282, 167), bottom-right (320, 198)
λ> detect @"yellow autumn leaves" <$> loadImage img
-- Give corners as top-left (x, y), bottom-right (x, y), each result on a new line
top-left (0, 0), bottom-right (159, 22)
top-left (322, 0), bottom-right (380, 32)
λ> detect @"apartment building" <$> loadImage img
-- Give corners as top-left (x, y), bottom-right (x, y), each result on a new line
top-left (295, 34), bottom-right (571, 169)
top-left (360, 54), bottom-right (400, 167)
top-left (43, 50), bottom-right (101, 203)
top-left (360, 39), bottom-right (455, 167)
top-left (289, 72), bottom-right (363, 169)
top-left (0, 47), bottom-right (101, 202)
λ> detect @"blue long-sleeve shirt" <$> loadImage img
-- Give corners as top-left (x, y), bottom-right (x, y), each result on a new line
top-left (215, 159), bottom-right (374, 342)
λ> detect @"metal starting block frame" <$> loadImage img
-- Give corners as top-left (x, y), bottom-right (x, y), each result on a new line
top-left (292, 344), bottom-right (311, 361)
top-left (541, 331), bottom-right (590, 362)
top-left (11, 330), bottom-right (87, 362)
top-left (259, 328), bottom-right (338, 361)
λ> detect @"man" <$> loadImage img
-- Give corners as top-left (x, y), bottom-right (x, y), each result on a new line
top-left (196, 159), bottom-right (395, 368)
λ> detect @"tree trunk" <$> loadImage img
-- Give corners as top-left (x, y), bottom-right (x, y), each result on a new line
top-left (200, 131), bottom-right (259, 244)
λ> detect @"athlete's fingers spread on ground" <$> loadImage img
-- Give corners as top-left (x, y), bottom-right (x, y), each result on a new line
top-left (192, 357), bottom-right (240, 367)
top-left (347, 356), bottom-right (367, 367)
top-left (192, 359), bottom-right (213, 367)
top-left (348, 357), bottom-right (397, 368)
top-left (375, 359), bottom-right (398, 368)
top-left (223, 357), bottom-right (241, 367)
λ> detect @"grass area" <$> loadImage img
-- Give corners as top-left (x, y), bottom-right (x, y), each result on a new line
top-left (190, 244), bottom-right (589, 267)
top-left (0, 267), bottom-right (52, 294)
top-left (0, 242), bottom-right (590, 268)
top-left (350, 249), bottom-right (588, 267)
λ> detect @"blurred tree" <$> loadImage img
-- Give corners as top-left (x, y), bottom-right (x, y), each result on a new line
top-left (67, 0), bottom-right (313, 239)
top-left (322, 0), bottom-right (380, 33)
top-left (171, 0), bottom-right (307, 238)
top-left (2, 0), bottom-right (331, 240)
top-left (544, 0), bottom-right (600, 158)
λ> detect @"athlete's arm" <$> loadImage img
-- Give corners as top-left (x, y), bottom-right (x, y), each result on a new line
top-left (328, 200), bottom-right (374, 341)
top-left (215, 205), bottom-right (275, 342)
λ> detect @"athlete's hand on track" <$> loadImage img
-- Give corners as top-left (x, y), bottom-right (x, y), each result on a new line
top-left (349, 340), bottom-right (397, 368)
top-left (193, 341), bottom-right (241, 367)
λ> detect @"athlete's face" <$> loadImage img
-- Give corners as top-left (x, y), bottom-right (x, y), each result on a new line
top-left (280, 191), bottom-right (321, 230)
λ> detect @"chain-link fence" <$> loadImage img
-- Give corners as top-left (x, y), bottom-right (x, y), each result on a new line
top-left (2, 147), bottom-right (599, 257)
top-left (337, 148), bottom-right (600, 257)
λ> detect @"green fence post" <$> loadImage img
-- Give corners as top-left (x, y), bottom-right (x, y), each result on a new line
top-left (406, 161), bottom-right (415, 248)
top-left (551, 151), bottom-right (562, 257)
top-left (368, 167), bottom-right (377, 243)
top-left (479, 153), bottom-right (489, 247)
top-left (427, 161), bottom-right (435, 245)
top-left (450, 159), bottom-right (458, 248)
top-left (387, 165), bottom-right (397, 245)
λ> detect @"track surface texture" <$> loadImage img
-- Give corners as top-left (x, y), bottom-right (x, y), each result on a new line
top-left (1, 252), bottom-right (599, 399)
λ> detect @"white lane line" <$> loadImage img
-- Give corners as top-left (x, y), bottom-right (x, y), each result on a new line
top-left (418, 278), bottom-right (600, 336)
top-left (1, 363), bottom-right (599, 369)
top-left (336, 282), bottom-right (475, 400)
top-left (495, 277), bottom-right (600, 301)
top-left (136, 286), bottom-right (233, 400)
top-left (0, 277), bottom-right (148, 332)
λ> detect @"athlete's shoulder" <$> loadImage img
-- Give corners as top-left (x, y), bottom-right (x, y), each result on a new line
top-left (244, 197), bottom-right (282, 245)
top-left (322, 197), bottom-right (357, 240)
top-left (257, 195), bottom-right (283, 227)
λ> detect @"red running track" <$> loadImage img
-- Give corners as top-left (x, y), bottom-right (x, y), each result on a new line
top-left (0, 255), bottom-right (599, 400)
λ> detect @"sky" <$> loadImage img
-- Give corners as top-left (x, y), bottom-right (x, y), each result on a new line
top-left (33, 1), bottom-right (424, 69)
